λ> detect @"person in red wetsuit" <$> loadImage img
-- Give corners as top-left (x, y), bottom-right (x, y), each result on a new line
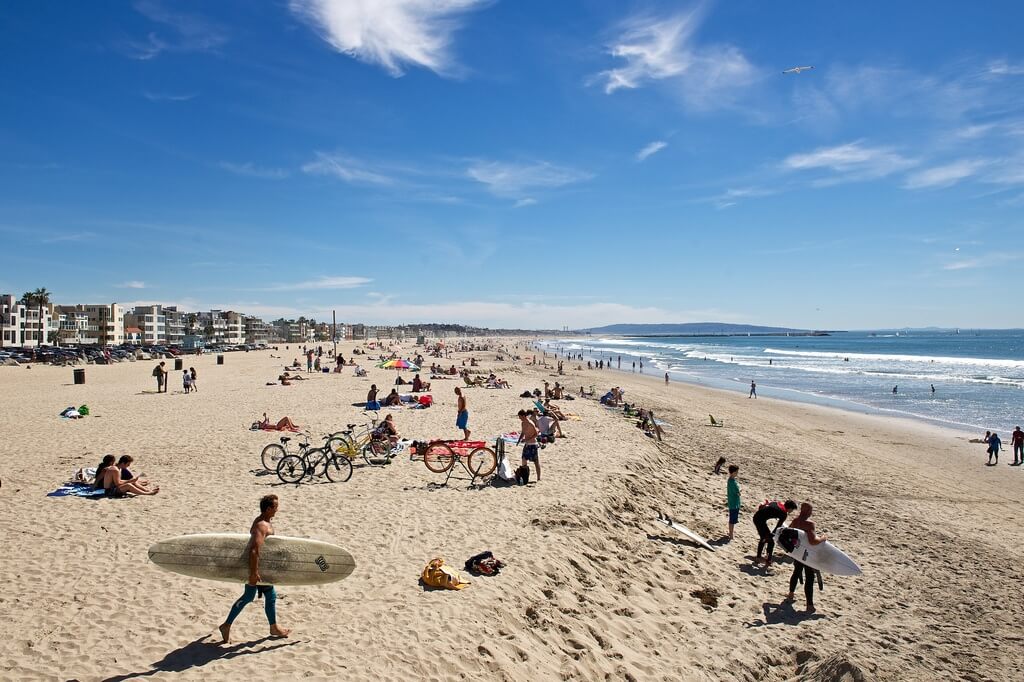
top-left (784, 503), bottom-right (827, 612)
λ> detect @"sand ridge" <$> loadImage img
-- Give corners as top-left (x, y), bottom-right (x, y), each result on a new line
top-left (0, 342), bottom-right (1021, 681)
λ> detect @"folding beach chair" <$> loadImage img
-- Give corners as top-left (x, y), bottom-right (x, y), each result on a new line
top-left (709, 414), bottom-right (724, 428)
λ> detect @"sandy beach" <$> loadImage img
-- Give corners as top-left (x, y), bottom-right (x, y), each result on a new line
top-left (1, 341), bottom-right (1022, 681)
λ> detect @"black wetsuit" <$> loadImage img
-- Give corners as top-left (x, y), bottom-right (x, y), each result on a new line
top-left (753, 502), bottom-right (788, 560)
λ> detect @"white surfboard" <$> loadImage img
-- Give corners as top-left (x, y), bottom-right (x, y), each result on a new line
top-left (773, 527), bottom-right (861, 576)
top-left (148, 533), bottom-right (356, 586)
top-left (654, 513), bottom-right (715, 551)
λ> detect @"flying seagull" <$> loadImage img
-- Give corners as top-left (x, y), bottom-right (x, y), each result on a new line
top-left (783, 66), bottom-right (814, 74)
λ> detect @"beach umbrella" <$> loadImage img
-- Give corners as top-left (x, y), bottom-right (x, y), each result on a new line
top-left (377, 358), bottom-right (420, 371)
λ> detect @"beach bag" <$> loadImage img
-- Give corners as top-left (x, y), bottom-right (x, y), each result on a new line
top-left (418, 395), bottom-right (433, 407)
top-left (465, 551), bottom-right (505, 576)
top-left (77, 404), bottom-right (90, 416)
top-left (152, 366), bottom-right (161, 376)
top-left (515, 465), bottom-right (530, 485)
top-left (497, 456), bottom-right (515, 481)
top-left (421, 558), bottom-right (469, 590)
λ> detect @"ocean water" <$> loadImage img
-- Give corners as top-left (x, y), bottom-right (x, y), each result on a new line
top-left (542, 331), bottom-right (1024, 434)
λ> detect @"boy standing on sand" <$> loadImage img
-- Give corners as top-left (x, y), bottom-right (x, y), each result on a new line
top-left (455, 387), bottom-right (470, 440)
top-left (220, 495), bottom-right (291, 643)
top-left (726, 465), bottom-right (740, 540)
top-left (517, 409), bottom-right (541, 481)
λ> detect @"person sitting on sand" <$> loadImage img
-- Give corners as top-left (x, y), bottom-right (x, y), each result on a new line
top-left (258, 413), bottom-right (299, 431)
top-left (412, 374), bottom-right (431, 392)
top-left (117, 455), bottom-right (155, 492)
top-left (374, 413), bottom-right (399, 447)
top-left (395, 374), bottom-right (407, 386)
top-left (384, 388), bottom-right (401, 407)
top-left (95, 454), bottom-right (159, 496)
top-left (542, 399), bottom-right (566, 421)
top-left (278, 373), bottom-right (292, 386)
top-left (366, 385), bottom-right (380, 410)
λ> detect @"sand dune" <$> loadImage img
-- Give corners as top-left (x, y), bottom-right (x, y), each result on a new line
top-left (1, 342), bottom-right (1021, 681)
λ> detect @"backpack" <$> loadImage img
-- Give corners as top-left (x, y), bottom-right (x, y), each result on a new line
top-left (464, 551), bottom-right (505, 576)
top-left (515, 465), bottom-right (530, 485)
top-left (152, 366), bottom-right (161, 377)
top-left (421, 557), bottom-right (470, 590)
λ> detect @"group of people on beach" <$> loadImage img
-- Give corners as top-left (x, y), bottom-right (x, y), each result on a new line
top-left (723, 464), bottom-right (825, 612)
top-left (150, 362), bottom-right (197, 393)
top-left (94, 454), bottom-right (159, 497)
top-left (982, 427), bottom-right (1024, 466)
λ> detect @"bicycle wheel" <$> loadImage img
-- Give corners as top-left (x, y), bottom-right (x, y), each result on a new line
top-left (327, 435), bottom-right (357, 460)
top-left (362, 439), bottom-right (390, 466)
top-left (423, 442), bottom-right (455, 473)
top-left (276, 454), bottom-right (306, 484)
top-left (467, 446), bottom-right (497, 477)
top-left (261, 443), bottom-right (286, 471)
top-left (324, 453), bottom-right (353, 483)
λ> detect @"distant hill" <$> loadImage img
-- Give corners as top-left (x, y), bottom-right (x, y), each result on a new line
top-left (580, 323), bottom-right (814, 335)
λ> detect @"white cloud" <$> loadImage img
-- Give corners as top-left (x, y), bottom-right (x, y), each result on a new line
top-left (706, 186), bottom-right (775, 209)
top-left (467, 161), bottom-right (591, 197)
top-left (219, 161), bottom-right (290, 180)
top-left (513, 198), bottom-right (538, 208)
top-left (904, 159), bottom-right (987, 190)
top-left (302, 152), bottom-right (393, 185)
top-left (289, 0), bottom-right (486, 77)
top-left (117, 281), bottom-right (147, 289)
top-left (594, 11), bottom-right (755, 109)
top-left (636, 140), bottom-right (667, 161)
top-left (782, 141), bottom-right (917, 183)
top-left (987, 59), bottom-right (1024, 77)
top-left (264, 276), bottom-right (373, 291)
top-left (142, 91), bottom-right (198, 102)
top-left (127, 0), bottom-right (227, 60)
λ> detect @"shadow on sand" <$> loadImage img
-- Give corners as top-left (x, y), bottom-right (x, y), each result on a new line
top-left (745, 601), bottom-right (826, 628)
top-left (101, 634), bottom-right (297, 681)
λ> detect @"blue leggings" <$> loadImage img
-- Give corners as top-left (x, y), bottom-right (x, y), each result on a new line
top-left (224, 584), bottom-right (276, 625)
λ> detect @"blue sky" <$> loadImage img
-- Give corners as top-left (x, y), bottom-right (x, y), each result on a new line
top-left (3, 1), bottom-right (1023, 329)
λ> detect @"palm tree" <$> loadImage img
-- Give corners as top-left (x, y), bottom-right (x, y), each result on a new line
top-left (20, 287), bottom-right (50, 347)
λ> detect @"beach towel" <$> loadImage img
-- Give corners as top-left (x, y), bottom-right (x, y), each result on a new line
top-left (48, 485), bottom-right (105, 498)
top-left (499, 432), bottom-right (521, 444)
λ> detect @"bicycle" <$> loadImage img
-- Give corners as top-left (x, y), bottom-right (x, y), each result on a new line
top-left (276, 444), bottom-right (353, 484)
top-left (327, 413), bottom-right (398, 467)
top-left (261, 434), bottom-right (313, 471)
top-left (418, 439), bottom-right (497, 485)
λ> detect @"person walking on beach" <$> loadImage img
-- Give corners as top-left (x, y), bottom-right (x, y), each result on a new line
top-left (189, 367), bottom-right (198, 392)
top-left (182, 369), bottom-right (192, 394)
top-left (306, 350), bottom-right (314, 373)
top-left (219, 495), bottom-right (290, 644)
top-left (784, 503), bottom-right (826, 613)
top-left (1012, 426), bottom-right (1023, 466)
top-left (726, 465), bottom-right (741, 540)
top-left (665, 371), bottom-right (669, 384)
top-left (749, 381), bottom-right (757, 399)
top-left (455, 387), bottom-right (470, 440)
top-left (986, 432), bottom-right (1002, 465)
top-left (152, 361), bottom-right (167, 393)
top-left (753, 499), bottom-right (797, 567)
top-left (892, 385), bottom-right (898, 395)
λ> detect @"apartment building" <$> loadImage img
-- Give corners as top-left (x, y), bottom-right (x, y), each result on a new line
top-left (1, 294), bottom-right (55, 348)
top-left (197, 310), bottom-right (246, 345)
top-left (55, 304), bottom-right (125, 346)
top-left (244, 315), bottom-right (271, 345)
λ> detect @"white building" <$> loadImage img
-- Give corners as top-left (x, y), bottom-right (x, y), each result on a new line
top-left (197, 310), bottom-right (246, 345)
top-left (124, 305), bottom-right (167, 345)
top-left (1, 294), bottom-right (55, 348)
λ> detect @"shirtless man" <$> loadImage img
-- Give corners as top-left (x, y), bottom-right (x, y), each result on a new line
top-left (220, 495), bottom-right (291, 643)
top-left (455, 387), bottom-right (470, 440)
top-left (517, 409), bottom-right (541, 481)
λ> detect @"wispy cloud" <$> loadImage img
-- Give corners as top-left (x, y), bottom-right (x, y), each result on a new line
top-left (706, 186), bottom-right (776, 209)
top-left (219, 161), bottom-right (290, 180)
top-left (514, 198), bottom-right (538, 208)
top-left (904, 159), bottom-right (988, 190)
top-left (40, 231), bottom-right (97, 244)
top-left (302, 152), bottom-right (393, 185)
top-left (289, 0), bottom-right (487, 77)
top-left (142, 91), bottom-right (198, 102)
top-left (593, 10), bottom-right (755, 109)
top-left (782, 141), bottom-right (917, 185)
top-left (986, 59), bottom-right (1024, 77)
top-left (117, 281), bottom-right (147, 289)
top-left (126, 0), bottom-right (227, 60)
top-left (467, 161), bottom-right (592, 198)
top-left (636, 140), bottom-right (667, 161)
top-left (264, 276), bottom-right (372, 291)
top-left (943, 252), bottom-right (1023, 271)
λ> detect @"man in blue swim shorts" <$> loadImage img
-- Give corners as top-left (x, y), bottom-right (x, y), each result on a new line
top-left (517, 409), bottom-right (541, 481)
top-left (454, 387), bottom-right (470, 439)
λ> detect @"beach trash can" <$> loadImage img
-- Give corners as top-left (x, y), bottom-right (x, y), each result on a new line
top-left (174, 358), bottom-right (183, 371)
top-left (217, 354), bottom-right (225, 365)
top-left (73, 368), bottom-right (86, 384)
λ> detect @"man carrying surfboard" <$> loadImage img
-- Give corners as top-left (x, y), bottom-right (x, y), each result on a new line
top-left (219, 495), bottom-right (291, 643)
top-left (784, 503), bottom-right (827, 613)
